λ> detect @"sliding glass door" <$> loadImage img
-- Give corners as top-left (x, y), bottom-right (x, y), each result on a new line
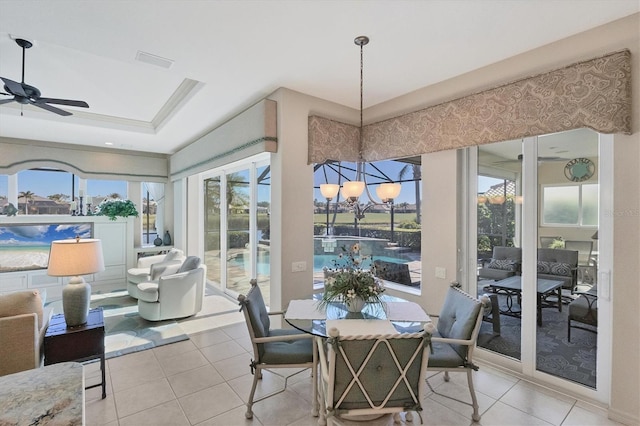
top-left (468, 129), bottom-right (610, 402)
top-left (202, 154), bottom-right (271, 304)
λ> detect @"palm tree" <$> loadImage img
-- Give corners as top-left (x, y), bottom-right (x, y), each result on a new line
top-left (398, 164), bottom-right (421, 224)
top-left (18, 190), bottom-right (35, 214)
top-left (48, 193), bottom-right (69, 202)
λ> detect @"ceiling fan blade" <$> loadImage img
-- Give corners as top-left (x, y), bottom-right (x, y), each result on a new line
top-left (30, 101), bottom-right (72, 116)
top-left (37, 98), bottom-right (89, 108)
top-left (0, 98), bottom-right (16, 105)
top-left (0, 76), bottom-right (27, 97)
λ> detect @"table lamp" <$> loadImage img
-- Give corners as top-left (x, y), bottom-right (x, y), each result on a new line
top-left (48, 237), bottom-right (105, 327)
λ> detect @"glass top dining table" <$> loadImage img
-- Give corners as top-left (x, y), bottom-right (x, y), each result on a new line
top-left (284, 294), bottom-right (432, 338)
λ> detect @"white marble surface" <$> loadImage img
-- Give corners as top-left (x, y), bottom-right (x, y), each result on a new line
top-left (0, 362), bottom-right (84, 425)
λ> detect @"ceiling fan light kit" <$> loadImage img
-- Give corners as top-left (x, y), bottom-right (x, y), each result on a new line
top-left (0, 38), bottom-right (90, 116)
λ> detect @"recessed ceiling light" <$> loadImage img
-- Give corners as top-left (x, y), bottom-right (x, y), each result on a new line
top-left (105, 142), bottom-right (114, 146)
top-left (135, 51), bottom-right (174, 69)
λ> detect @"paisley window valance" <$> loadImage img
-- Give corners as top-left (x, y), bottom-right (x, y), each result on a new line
top-left (308, 49), bottom-right (631, 164)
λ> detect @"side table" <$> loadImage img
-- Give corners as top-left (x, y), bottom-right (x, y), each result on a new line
top-left (45, 307), bottom-right (106, 399)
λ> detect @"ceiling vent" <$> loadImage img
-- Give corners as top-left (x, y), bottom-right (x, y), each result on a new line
top-left (135, 51), bottom-right (174, 69)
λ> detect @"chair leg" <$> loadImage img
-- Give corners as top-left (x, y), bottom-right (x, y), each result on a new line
top-left (405, 411), bottom-right (414, 422)
top-left (245, 367), bottom-right (260, 419)
top-left (466, 369), bottom-right (481, 422)
top-left (443, 371), bottom-right (450, 382)
top-left (394, 412), bottom-right (402, 423)
top-left (567, 319), bottom-right (571, 342)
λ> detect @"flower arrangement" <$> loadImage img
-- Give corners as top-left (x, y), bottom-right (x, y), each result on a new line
top-left (319, 244), bottom-right (385, 311)
top-left (95, 199), bottom-right (139, 221)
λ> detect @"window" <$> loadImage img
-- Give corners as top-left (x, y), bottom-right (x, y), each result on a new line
top-left (313, 158), bottom-right (422, 290)
top-left (1, 169), bottom-right (129, 215)
top-left (542, 183), bottom-right (598, 226)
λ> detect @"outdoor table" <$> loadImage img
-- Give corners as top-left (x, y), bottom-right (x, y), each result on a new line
top-left (489, 276), bottom-right (564, 326)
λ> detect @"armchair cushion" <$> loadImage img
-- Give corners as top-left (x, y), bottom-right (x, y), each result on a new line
top-left (436, 287), bottom-right (482, 359)
top-left (149, 261), bottom-right (183, 281)
top-left (426, 332), bottom-right (464, 368)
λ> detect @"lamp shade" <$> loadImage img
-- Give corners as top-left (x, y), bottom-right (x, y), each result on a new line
top-left (341, 181), bottom-right (365, 200)
top-left (320, 183), bottom-right (340, 199)
top-left (48, 238), bottom-right (105, 276)
top-left (376, 183), bottom-right (401, 202)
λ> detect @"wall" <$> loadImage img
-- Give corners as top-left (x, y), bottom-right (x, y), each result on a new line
top-left (364, 13), bottom-right (639, 424)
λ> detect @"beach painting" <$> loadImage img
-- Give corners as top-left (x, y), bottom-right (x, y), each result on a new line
top-left (0, 223), bottom-right (93, 272)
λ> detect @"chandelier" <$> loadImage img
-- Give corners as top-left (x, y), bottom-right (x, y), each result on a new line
top-left (319, 36), bottom-right (401, 239)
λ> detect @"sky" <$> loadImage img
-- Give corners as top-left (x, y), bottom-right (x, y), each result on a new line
top-left (0, 170), bottom-right (128, 200)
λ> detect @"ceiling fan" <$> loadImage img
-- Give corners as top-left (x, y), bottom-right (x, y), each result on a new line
top-left (0, 38), bottom-right (89, 116)
top-left (494, 154), bottom-right (568, 165)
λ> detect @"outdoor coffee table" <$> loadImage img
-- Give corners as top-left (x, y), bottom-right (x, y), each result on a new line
top-left (490, 276), bottom-right (564, 326)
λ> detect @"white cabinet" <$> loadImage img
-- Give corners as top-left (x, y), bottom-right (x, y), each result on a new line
top-left (0, 216), bottom-right (134, 296)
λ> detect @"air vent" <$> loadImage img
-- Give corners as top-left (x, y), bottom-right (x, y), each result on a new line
top-left (135, 51), bottom-right (174, 69)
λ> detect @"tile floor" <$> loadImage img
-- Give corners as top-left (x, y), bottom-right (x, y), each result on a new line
top-left (84, 321), bottom-right (622, 426)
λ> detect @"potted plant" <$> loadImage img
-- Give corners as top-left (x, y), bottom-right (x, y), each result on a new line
top-left (95, 199), bottom-right (139, 221)
top-left (319, 244), bottom-right (385, 313)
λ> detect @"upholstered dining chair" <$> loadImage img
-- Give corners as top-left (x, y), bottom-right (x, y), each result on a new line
top-left (237, 279), bottom-right (317, 420)
top-left (316, 323), bottom-right (434, 425)
top-left (427, 286), bottom-right (488, 422)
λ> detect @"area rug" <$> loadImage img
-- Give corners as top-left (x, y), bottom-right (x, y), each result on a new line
top-left (477, 283), bottom-right (597, 389)
top-left (90, 290), bottom-right (189, 359)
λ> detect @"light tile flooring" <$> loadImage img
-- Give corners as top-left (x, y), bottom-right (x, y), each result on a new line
top-left (85, 322), bottom-right (621, 426)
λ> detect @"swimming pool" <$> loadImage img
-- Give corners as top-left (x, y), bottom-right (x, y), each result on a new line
top-left (228, 253), bottom-right (409, 275)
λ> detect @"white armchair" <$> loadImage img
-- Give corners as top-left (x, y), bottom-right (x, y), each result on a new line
top-left (127, 248), bottom-right (185, 298)
top-left (137, 257), bottom-right (207, 321)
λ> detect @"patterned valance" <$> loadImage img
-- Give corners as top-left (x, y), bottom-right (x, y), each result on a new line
top-left (309, 50), bottom-right (631, 164)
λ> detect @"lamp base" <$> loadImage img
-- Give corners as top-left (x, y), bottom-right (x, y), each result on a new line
top-left (63, 276), bottom-right (92, 327)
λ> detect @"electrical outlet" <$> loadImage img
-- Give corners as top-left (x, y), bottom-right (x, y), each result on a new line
top-left (292, 261), bottom-right (307, 272)
top-left (435, 267), bottom-right (446, 279)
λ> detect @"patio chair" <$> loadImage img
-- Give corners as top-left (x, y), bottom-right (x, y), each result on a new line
top-left (568, 286), bottom-right (598, 342)
top-left (237, 279), bottom-right (317, 419)
top-left (478, 246), bottom-right (521, 281)
top-left (427, 286), bottom-right (488, 422)
top-left (316, 323), bottom-right (434, 425)
top-left (540, 236), bottom-right (562, 248)
top-left (564, 240), bottom-right (597, 286)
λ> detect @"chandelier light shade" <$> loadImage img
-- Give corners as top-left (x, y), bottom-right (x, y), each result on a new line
top-left (320, 183), bottom-right (340, 200)
top-left (341, 181), bottom-right (365, 202)
top-left (48, 238), bottom-right (105, 327)
top-left (376, 183), bottom-right (401, 203)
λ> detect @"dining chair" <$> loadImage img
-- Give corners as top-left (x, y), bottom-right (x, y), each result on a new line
top-left (237, 279), bottom-right (318, 419)
top-left (427, 286), bottom-right (488, 422)
top-left (316, 323), bottom-right (434, 425)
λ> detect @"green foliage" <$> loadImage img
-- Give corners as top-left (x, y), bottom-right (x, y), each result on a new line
top-left (96, 199), bottom-right (139, 221)
top-left (397, 220), bottom-right (420, 229)
top-left (320, 245), bottom-right (385, 309)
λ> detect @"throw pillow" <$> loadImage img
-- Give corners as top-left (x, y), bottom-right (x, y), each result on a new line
top-left (550, 262), bottom-right (572, 277)
top-left (537, 260), bottom-right (552, 274)
top-left (488, 259), bottom-right (517, 271)
top-left (164, 248), bottom-right (184, 262)
top-left (0, 290), bottom-right (44, 330)
top-left (178, 256), bottom-right (201, 273)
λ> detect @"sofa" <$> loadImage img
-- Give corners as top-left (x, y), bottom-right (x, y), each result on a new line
top-left (127, 248), bottom-right (186, 298)
top-left (0, 290), bottom-right (53, 376)
top-left (537, 248), bottom-right (578, 292)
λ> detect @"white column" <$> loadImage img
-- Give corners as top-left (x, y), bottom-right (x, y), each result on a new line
top-left (8, 174), bottom-right (18, 206)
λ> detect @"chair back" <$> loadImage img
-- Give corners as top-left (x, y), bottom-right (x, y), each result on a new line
top-left (436, 287), bottom-right (483, 359)
top-left (564, 240), bottom-right (593, 265)
top-left (319, 324), bottom-right (433, 415)
top-left (238, 279), bottom-right (270, 359)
